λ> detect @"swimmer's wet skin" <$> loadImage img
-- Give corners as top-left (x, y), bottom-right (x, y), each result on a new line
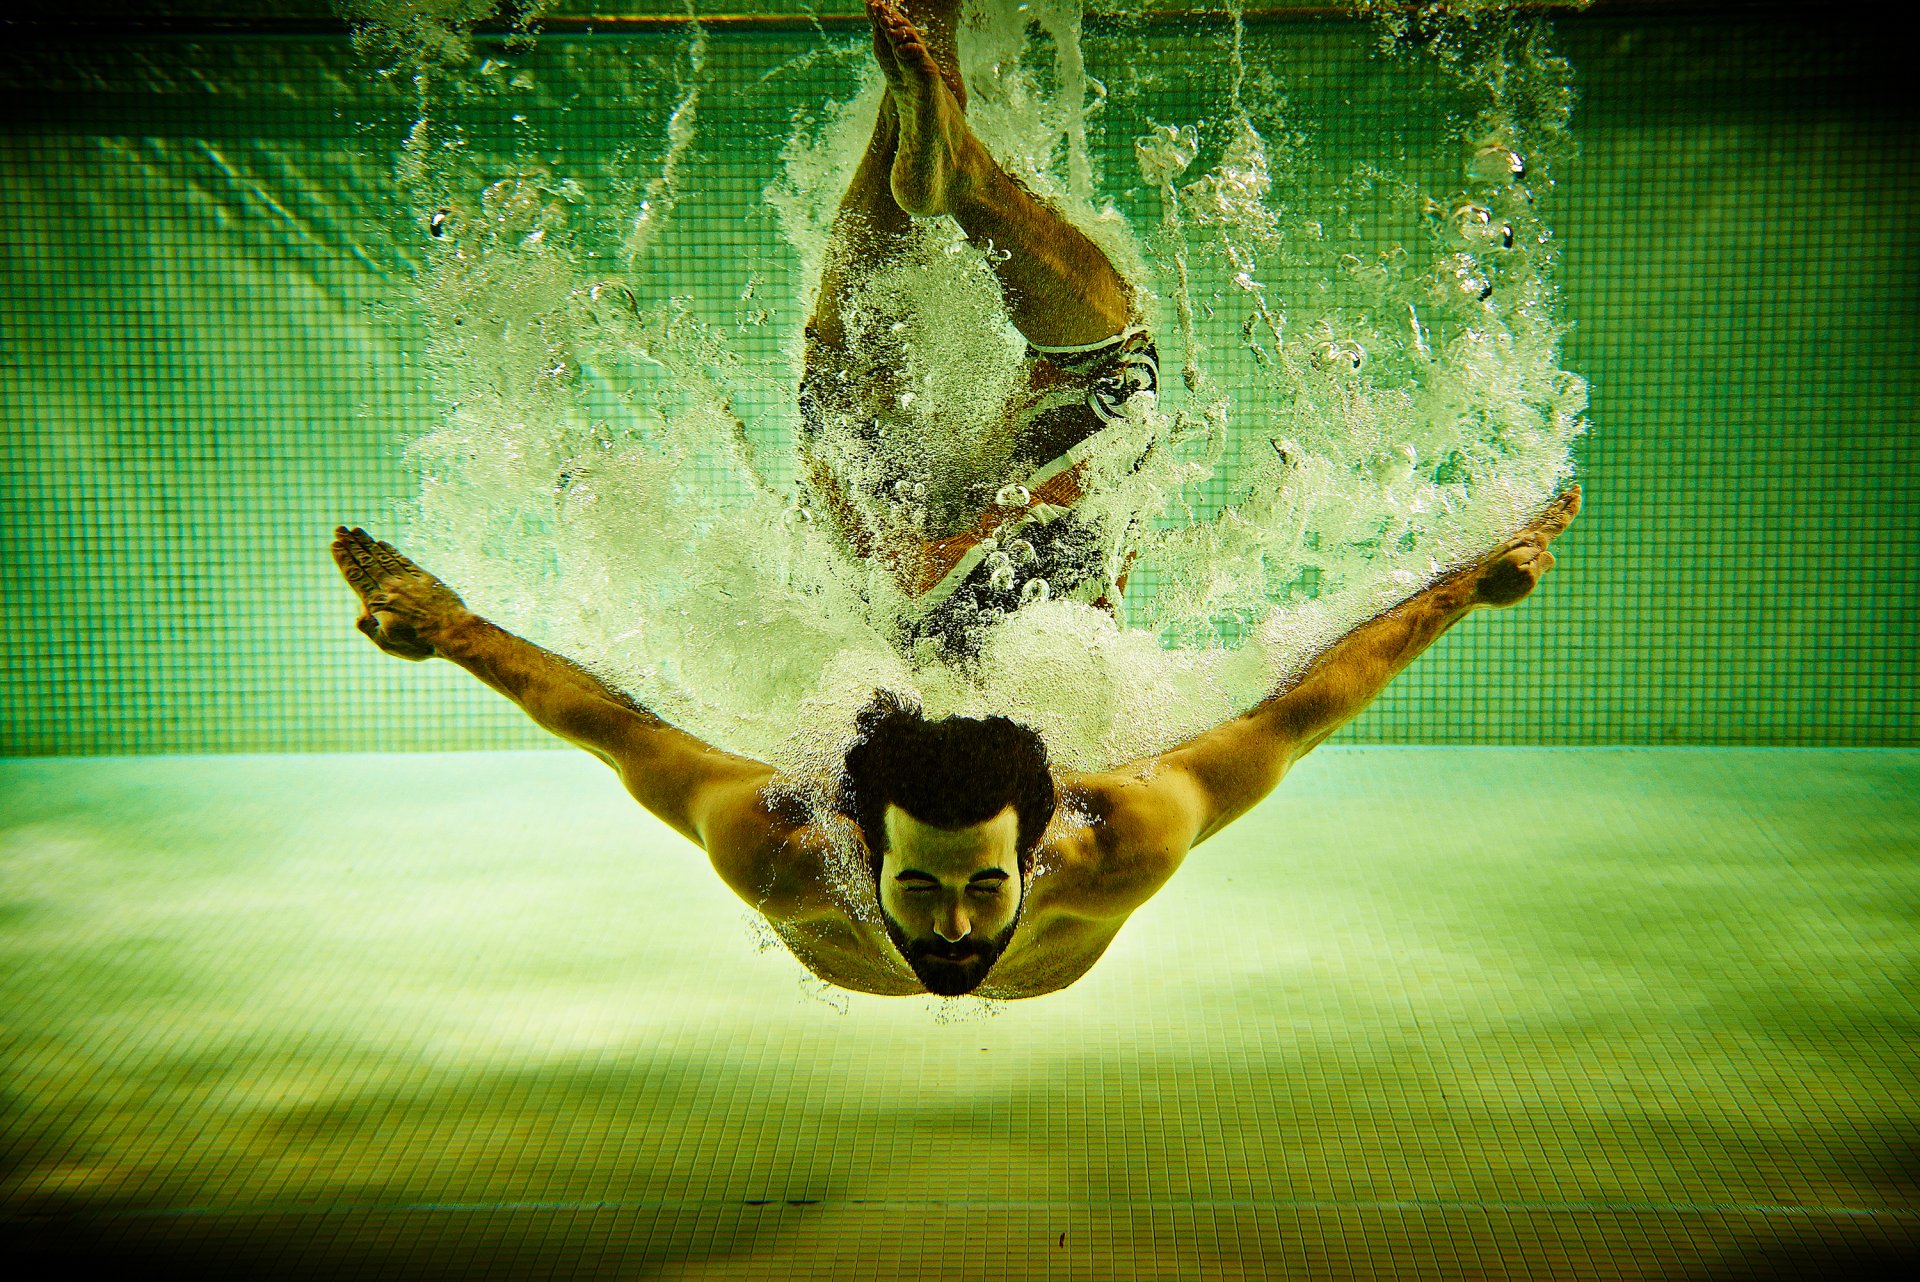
top-left (329, 487), bottom-right (1580, 998)
top-left (797, 0), bottom-right (1156, 653)
top-left (331, 0), bottom-right (1585, 997)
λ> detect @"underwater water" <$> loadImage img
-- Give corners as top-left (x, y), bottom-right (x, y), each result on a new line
top-left (4, 747), bottom-right (1918, 1278)
top-left (361, 0), bottom-right (1586, 796)
top-left (3, 0), bottom-right (1918, 1277)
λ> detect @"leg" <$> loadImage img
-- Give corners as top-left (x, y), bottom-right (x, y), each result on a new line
top-left (798, 57), bottom-right (928, 559)
top-left (804, 0), bottom-right (1151, 612)
top-left (798, 0), bottom-right (983, 562)
top-left (807, 0), bottom-right (967, 357)
top-left (805, 100), bottom-right (911, 359)
top-left (869, 0), bottom-right (1131, 348)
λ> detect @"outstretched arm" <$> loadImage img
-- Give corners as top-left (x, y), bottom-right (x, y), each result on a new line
top-left (1090, 487), bottom-right (1584, 866)
top-left (329, 527), bottom-right (776, 853)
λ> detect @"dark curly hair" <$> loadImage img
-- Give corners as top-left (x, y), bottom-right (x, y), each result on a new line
top-left (838, 690), bottom-right (1056, 879)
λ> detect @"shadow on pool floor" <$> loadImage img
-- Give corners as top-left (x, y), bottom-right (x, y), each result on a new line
top-left (2, 748), bottom-right (1916, 1279)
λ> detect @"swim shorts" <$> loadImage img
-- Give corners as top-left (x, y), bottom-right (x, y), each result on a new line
top-left (798, 325), bottom-right (1159, 656)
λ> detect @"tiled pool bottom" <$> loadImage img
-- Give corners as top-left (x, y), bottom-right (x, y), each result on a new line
top-left (3, 748), bottom-right (1915, 1280)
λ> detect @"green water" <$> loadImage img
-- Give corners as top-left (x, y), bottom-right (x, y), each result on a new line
top-left (2, 4), bottom-right (1913, 755)
top-left (3, 748), bottom-right (1917, 1275)
top-left (2, 2), bottom-right (1917, 1276)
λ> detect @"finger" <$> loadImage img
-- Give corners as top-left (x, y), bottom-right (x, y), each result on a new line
top-left (339, 527), bottom-right (383, 567)
top-left (356, 611), bottom-right (382, 639)
top-left (1533, 485), bottom-right (1582, 539)
top-left (372, 612), bottom-right (431, 658)
top-left (371, 538), bottom-right (420, 578)
top-left (332, 542), bottom-right (374, 592)
top-left (332, 535), bottom-right (380, 598)
top-left (346, 527), bottom-right (396, 569)
top-left (1537, 548), bottom-right (1556, 574)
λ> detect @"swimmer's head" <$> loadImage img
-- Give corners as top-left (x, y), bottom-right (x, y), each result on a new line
top-left (839, 690), bottom-right (1055, 995)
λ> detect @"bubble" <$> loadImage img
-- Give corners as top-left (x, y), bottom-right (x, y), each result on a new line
top-left (396, 0), bottom-right (1587, 810)
top-left (1468, 144), bottom-right (1527, 182)
top-left (1451, 201), bottom-right (1513, 249)
top-left (1311, 339), bottom-right (1366, 372)
top-left (1134, 123), bottom-right (1199, 188)
top-left (1369, 443), bottom-right (1419, 485)
top-left (1435, 253), bottom-right (1493, 303)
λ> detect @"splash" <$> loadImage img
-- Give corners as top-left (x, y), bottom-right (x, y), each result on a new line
top-left (347, 0), bottom-right (1587, 812)
top-left (342, 0), bottom-right (550, 67)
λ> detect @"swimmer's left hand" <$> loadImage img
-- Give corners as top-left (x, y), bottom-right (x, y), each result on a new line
top-left (1471, 485), bottom-right (1582, 608)
top-left (331, 526), bottom-right (470, 661)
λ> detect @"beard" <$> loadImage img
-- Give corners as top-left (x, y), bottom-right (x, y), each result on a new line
top-left (881, 909), bottom-right (1021, 996)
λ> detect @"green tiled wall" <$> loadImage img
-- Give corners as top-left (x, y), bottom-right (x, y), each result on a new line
top-left (2, 4), bottom-right (1914, 754)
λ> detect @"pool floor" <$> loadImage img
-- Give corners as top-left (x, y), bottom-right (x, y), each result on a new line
top-left (2, 748), bottom-right (1916, 1279)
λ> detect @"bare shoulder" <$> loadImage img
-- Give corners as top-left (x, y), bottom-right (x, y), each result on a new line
top-left (699, 775), bottom-right (842, 924)
top-left (1041, 767), bottom-right (1203, 921)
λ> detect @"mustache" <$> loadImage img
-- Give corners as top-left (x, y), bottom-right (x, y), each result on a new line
top-left (879, 907), bottom-right (1022, 995)
top-left (913, 941), bottom-right (983, 963)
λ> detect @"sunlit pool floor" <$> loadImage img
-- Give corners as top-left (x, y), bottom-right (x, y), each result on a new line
top-left (2, 748), bottom-right (1916, 1280)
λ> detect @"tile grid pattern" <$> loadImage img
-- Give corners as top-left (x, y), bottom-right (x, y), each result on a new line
top-left (2, 11), bottom-right (1914, 754)
top-left (1, 749), bottom-right (1915, 1276)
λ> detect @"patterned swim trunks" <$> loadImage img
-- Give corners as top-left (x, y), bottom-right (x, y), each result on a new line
top-left (798, 325), bottom-right (1160, 658)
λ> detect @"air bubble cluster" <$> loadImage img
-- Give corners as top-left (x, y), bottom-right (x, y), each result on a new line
top-left (386, 0), bottom-right (1585, 825)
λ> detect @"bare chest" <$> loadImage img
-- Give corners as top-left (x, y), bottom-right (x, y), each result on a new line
top-left (765, 894), bottom-right (1132, 1000)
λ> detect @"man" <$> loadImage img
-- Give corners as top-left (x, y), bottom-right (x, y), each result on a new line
top-left (332, 0), bottom-right (1581, 998)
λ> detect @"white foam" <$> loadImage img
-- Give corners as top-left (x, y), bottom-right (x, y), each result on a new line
top-left (355, 0), bottom-right (1587, 801)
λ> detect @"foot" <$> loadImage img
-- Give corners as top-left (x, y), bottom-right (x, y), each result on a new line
top-left (868, 0), bottom-right (978, 217)
top-left (1471, 484), bottom-right (1582, 608)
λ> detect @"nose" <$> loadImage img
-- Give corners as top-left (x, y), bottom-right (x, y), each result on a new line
top-left (934, 905), bottom-right (971, 942)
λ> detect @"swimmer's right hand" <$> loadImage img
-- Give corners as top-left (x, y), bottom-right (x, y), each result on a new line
top-left (330, 526), bottom-right (472, 661)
